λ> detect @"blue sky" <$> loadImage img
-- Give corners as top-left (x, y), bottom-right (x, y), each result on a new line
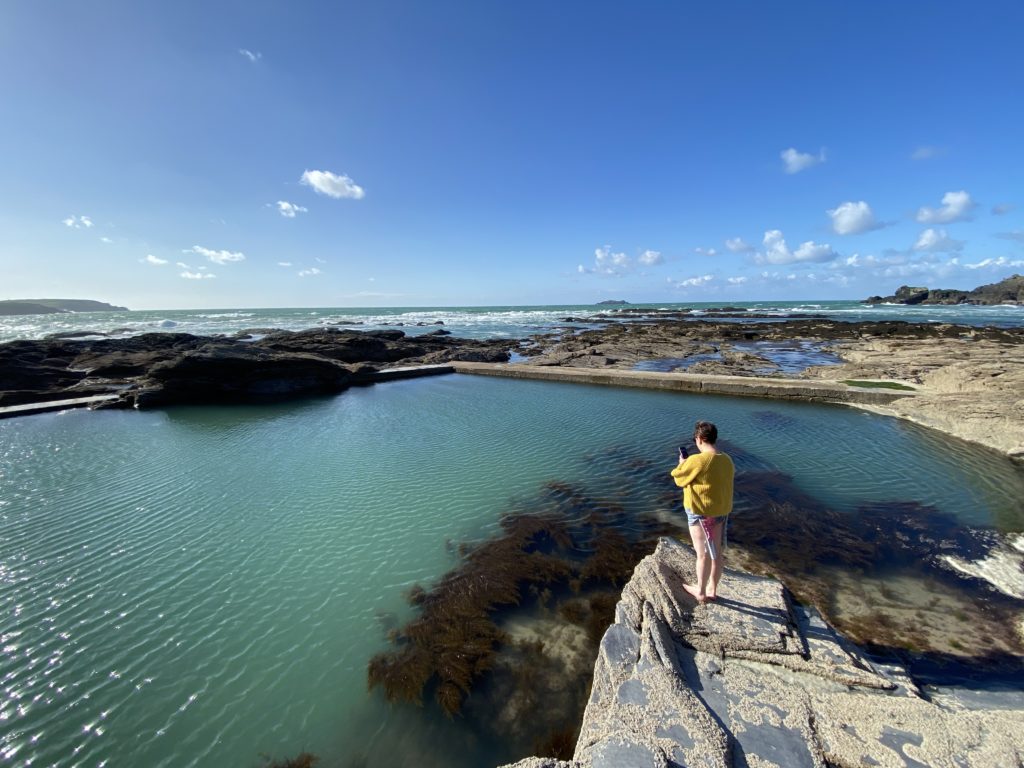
top-left (1, 1), bottom-right (1022, 309)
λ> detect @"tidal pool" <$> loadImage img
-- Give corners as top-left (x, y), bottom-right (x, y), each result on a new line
top-left (632, 339), bottom-right (842, 375)
top-left (1, 375), bottom-right (1021, 766)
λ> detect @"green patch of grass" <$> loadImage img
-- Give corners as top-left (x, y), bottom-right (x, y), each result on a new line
top-left (842, 380), bottom-right (916, 391)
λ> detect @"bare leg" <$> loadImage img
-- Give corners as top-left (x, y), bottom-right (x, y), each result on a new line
top-left (706, 518), bottom-right (726, 599)
top-left (685, 523), bottom-right (710, 602)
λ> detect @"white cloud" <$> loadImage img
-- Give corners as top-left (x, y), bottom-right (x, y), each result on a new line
top-left (100, 236), bottom-right (113, 244)
top-left (873, 255), bottom-right (961, 281)
top-left (144, 254), bottom-right (168, 266)
top-left (827, 201), bottom-right (880, 235)
top-left (726, 276), bottom-right (748, 285)
top-left (964, 256), bottom-right (1024, 270)
top-left (755, 230), bottom-right (838, 265)
top-left (277, 261), bottom-right (293, 267)
top-left (913, 228), bottom-right (964, 253)
top-left (185, 245), bottom-right (246, 265)
top-left (580, 245), bottom-right (631, 276)
top-left (181, 270), bottom-right (215, 280)
top-left (298, 267), bottom-right (322, 277)
top-left (580, 246), bottom-right (665, 276)
top-left (841, 253), bottom-right (904, 269)
top-left (300, 169), bottom-right (365, 200)
top-left (911, 146), bottom-right (944, 161)
top-left (993, 203), bottom-right (1015, 216)
top-left (275, 201), bottom-right (308, 218)
top-left (694, 247), bottom-right (718, 257)
top-left (725, 237), bottom-right (753, 253)
top-left (239, 49), bottom-right (262, 63)
top-left (669, 274), bottom-right (714, 289)
top-left (314, 257), bottom-right (327, 264)
top-left (758, 271), bottom-right (802, 282)
top-left (62, 215), bottom-right (93, 229)
top-left (781, 147), bottom-right (825, 174)
top-left (916, 190), bottom-right (975, 224)
top-left (176, 261), bottom-right (190, 269)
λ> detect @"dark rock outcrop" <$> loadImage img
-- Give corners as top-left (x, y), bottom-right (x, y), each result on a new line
top-left (865, 274), bottom-right (1024, 305)
top-left (0, 328), bottom-right (510, 409)
top-left (131, 345), bottom-right (352, 408)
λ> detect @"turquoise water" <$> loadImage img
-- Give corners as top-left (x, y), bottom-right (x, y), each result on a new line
top-left (1, 299), bottom-right (1022, 343)
top-left (1, 376), bottom-right (1023, 766)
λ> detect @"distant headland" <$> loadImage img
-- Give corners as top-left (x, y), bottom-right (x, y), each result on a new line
top-left (0, 299), bottom-right (128, 316)
top-left (865, 274), bottom-right (1023, 306)
top-left (596, 299), bottom-right (629, 305)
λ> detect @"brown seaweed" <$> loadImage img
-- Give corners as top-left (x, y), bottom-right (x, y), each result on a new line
top-left (367, 477), bottom-right (668, 719)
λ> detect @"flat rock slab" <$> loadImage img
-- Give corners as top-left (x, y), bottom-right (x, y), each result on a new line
top-left (0, 394), bottom-right (120, 418)
top-left (683, 569), bottom-right (792, 656)
top-left (451, 362), bottom-right (916, 406)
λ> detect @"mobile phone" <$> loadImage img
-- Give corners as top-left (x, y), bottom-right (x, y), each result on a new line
top-left (678, 445), bottom-right (689, 458)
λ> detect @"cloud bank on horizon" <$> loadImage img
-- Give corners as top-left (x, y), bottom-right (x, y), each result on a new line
top-left (3, 2), bottom-right (1022, 308)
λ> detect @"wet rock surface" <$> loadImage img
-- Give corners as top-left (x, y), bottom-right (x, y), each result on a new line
top-left (520, 317), bottom-right (1022, 372)
top-left (0, 328), bottom-right (510, 408)
top-left (502, 538), bottom-right (1024, 768)
top-left (516, 317), bottom-right (1024, 459)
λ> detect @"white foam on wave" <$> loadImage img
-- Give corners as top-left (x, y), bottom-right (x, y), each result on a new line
top-left (940, 540), bottom-right (1024, 599)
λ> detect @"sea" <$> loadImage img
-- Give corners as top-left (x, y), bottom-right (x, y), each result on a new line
top-left (1, 302), bottom-right (1023, 767)
top-left (1, 299), bottom-right (1023, 344)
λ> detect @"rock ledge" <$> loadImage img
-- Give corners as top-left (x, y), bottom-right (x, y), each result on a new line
top-left (502, 538), bottom-right (1024, 768)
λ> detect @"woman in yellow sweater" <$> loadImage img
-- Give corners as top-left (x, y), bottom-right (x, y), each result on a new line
top-left (670, 421), bottom-right (735, 603)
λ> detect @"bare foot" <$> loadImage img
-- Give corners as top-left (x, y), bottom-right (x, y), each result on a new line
top-left (683, 583), bottom-right (706, 603)
top-left (705, 592), bottom-right (718, 602)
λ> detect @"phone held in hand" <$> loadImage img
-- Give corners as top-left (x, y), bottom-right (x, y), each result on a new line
top-left (679, 445), bottom-right (689, 459)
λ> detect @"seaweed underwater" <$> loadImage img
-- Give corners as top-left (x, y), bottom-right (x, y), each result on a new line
top-left (364, 434), bottom-right (1024, 765)
top-left (366, 480), bottom-right (674, 715)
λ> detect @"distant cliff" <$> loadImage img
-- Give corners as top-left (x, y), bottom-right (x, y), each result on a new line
top-left (0, 299), bottom-right (128, 316)
top-left (865, 274), bottom-right (1023, 305)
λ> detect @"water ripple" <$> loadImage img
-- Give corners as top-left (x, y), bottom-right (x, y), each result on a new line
top-left (1, 377), bottom-right (1022, 766)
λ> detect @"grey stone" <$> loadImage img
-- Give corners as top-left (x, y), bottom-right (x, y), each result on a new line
top-left (616, 679), bottom-right (649, 706)
top-left (600, 623), bottom-right (640, 671)
top-left (879, 727), bottom-right (929, 768)
top-left (588, 737), bottom-right (666, 768)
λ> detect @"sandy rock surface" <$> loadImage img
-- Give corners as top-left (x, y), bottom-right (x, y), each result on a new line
top-left (803, 337), bottom-right (1024, 458)
top-left (501, 538), bottom-right (1024, 768)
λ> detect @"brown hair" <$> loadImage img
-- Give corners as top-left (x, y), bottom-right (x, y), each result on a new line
top-left (693, 421), bottom-right (718, 444)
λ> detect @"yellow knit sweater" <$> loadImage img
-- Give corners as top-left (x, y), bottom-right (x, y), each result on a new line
top-left (670, 452), bottom-right (735, 517)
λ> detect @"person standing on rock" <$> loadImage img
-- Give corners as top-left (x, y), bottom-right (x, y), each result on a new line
top-left (670, 421), bottom-right (735, 603)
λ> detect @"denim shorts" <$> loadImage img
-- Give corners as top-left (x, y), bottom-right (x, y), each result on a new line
top-left (685, 508), bottom-right (729, 550)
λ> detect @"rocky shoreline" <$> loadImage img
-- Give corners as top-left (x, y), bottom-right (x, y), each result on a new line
top-left (864, 274), bottom-right (1024, 306)
top-left (501, 537), bottom-right (1024, 768)
top-left (0, 327), bottom-right (510, 409)
top-left (2, 314), bottom-right (1022, 459)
